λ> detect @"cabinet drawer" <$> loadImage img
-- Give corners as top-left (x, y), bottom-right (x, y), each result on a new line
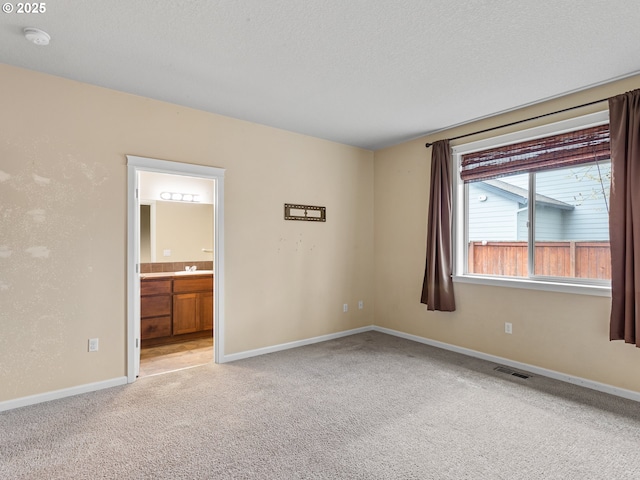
top-left (141, 316), bottom-right (172, 339)
top-left (141, 294), bottom-right (171, 317)
top-left (173, 276), bottom-right (213, 293)
top-left (141, 279), bottom-right (172, 296)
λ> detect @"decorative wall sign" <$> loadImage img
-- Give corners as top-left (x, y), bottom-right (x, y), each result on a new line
top-left (284, 204), bottom-right (326, 222)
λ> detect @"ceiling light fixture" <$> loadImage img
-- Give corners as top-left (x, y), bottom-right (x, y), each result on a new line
top-left (23, 27), bottom-right (51, 46)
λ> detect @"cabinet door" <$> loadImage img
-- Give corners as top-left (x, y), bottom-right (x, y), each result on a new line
top-left (173, 293), bottom-right (198, 335)
top-left (198, 291), bottom-right (214, 331)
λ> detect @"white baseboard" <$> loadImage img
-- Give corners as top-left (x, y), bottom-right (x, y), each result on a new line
top-left (373, 326), bottom-right (640, 403)
top-left (220, 326), bottom-right (374, 363)
top-left (0, 377), bottom-right (128, 413)
top-left (4, 325), bottom-right (639, 412)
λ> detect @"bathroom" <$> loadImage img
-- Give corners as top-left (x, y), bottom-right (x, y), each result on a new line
top-left (138, 171), bottom-right (215, 376)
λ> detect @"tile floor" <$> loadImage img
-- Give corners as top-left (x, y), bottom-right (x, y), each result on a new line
top-left (139, 337), bottom-right (213, 378)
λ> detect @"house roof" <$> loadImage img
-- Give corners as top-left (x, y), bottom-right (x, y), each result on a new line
top-left (477, 179), bottom-right (575, 210)
top-left (0, 2), bottom-right (639, 150)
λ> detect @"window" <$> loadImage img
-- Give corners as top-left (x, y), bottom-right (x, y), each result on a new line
top-left (452, 112), bottom-right (611, 294)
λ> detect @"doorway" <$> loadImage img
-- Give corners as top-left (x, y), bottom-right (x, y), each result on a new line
top-left (126, 156), bottom-right (225, 383)
top-left (138, 171), bottom-right (214, 376)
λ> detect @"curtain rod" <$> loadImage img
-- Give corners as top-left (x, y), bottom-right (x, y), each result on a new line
top-left (424, 97), bottom-right (608, 148)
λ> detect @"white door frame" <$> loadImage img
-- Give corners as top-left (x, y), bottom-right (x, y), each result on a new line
top-left (126, 155), bottom-right (225, 383)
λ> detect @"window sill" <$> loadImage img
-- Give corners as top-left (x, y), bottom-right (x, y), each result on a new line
top-left (452, 274), bottom-right (611, 297)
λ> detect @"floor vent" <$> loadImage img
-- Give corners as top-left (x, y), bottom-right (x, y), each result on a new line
top-left (494, 366), bottom-right (530, 379)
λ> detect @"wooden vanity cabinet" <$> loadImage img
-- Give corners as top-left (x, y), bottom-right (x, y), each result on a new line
top-left (140, 279), bottom-right (172, 341)
top-left (173, 276), bottom-right (214, 336)
top-left (141, 274), bottom-right (213, 347)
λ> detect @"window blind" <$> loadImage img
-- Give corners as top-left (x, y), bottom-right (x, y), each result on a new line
top-left (460, 124), bottom-right (610, 183)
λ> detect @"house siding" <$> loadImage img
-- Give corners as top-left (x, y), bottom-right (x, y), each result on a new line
top-left (468, 163), bottom-right (610, 242)
top-left (468, 183), bottom-right (518, 241)
top-left (536, 164), bottom-right (610, 241)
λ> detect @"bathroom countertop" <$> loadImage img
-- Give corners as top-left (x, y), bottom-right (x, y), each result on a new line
top-left (140, 270), bottom-right (214, 279)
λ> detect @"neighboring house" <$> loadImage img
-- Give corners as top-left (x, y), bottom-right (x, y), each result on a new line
top-left (468, 163), bottom-right (611, 242)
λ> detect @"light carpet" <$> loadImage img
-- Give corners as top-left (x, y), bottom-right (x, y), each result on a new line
top-left (1, 331), bottom-right (640, 479)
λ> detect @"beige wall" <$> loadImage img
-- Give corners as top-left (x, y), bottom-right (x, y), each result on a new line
top-left (154, 201), bottom-right (213, 263)
top-left (0, 64), bottom-right (374, 402)
top-left (374, 74), bottom-right (640, 394)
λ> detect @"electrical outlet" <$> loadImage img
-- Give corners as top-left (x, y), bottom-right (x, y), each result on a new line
top-left (358, 300), bottom-right (364, 309)
top-left (163, 249), bottom-right (171, 257)
top-left (88, 338), bottom-right (99, 352)
top-left (504, 322), bottom-right (513, 334)
top-left (343, 304), bottom-right (348, 313)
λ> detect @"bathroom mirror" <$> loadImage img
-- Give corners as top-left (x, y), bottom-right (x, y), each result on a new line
top-left (139, 170), bottom-right (215, 264)
top-left (140, 201), bottom-right (213, 263)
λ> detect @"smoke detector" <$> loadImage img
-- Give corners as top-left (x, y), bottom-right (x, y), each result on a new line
top-left (24, 27), bottom-right (50, 46)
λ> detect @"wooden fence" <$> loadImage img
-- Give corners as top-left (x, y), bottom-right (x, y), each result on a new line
top-left (468, 241), bottom-right (611, 279)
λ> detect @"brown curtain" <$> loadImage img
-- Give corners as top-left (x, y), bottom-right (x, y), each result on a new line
top-left (421, 140), bottom-right (456, 311)
top-left (609, 89), bottom-right (640, 346)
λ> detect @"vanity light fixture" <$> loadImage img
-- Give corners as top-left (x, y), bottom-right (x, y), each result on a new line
top-left (159, 191), bottom-right (201, 202)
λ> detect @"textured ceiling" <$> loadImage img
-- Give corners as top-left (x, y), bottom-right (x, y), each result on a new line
top-left (1, 1), bottom-right (639, 150)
